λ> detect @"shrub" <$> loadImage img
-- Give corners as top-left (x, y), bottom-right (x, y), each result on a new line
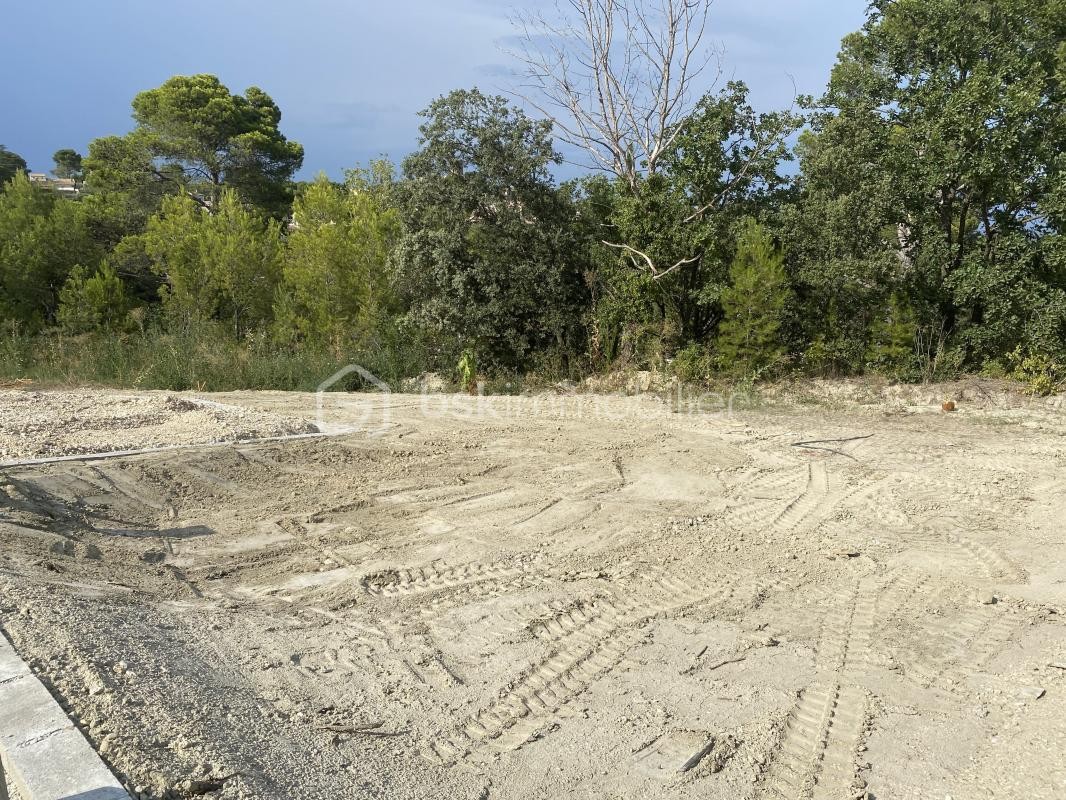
top-left (1007, 347), bottom-right (1065, 396)
top-left (716, 218), bottom-right (792, 376)
top-left (57, 262), bottom-right (132, 333)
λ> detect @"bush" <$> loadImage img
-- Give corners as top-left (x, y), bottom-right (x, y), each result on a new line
top-left (671, 343), bottom-right (712, 384)
top-left (1007, 347), bottom-right (1065, 396)
top-left (0, 318), bottom-right (436, 392)
top-left (57, 262), bottom-right (132, 333)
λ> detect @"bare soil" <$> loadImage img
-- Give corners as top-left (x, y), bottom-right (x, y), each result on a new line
top-left (0, 390), bottom-right (316, 462)
top-left (1, 388), bottom-right (1064, 799)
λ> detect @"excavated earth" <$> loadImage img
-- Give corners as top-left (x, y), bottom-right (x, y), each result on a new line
top-left (1, 387), bottom-right (1065, 799)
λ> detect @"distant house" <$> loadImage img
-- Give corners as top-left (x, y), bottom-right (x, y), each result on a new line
top-left (27, 172), bottom-right (80, 195)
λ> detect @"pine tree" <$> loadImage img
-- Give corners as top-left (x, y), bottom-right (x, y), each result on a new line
top-left (717, 218), bottom-right (791, 375)
top-left (57, 262), bottom-right (131, 332)
top-left (866, 293), bottom-right (918, 378)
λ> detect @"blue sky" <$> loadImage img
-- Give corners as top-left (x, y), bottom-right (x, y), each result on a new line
top-left (1, 1), bottom-right (867, 179)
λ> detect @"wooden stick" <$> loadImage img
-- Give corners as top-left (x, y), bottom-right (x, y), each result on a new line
top-left (791, 434), bottom-right (873, 448)
top-left (678, 737), bottom-right (716, 773)
top-left (705, 655), bottom-right (747, 672)
top-left (318, 721), bottom-right (409, 736)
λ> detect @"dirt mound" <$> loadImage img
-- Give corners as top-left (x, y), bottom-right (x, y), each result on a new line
top-left (0, 390), bottom-right (317, 462)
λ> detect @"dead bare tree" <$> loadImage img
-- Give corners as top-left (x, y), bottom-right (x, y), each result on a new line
top-left (510, 1), bottom-right (797, 281)
top-left (509, 1), bottom-right (727, 278)
top-left (509, 0), bottom-right (720, 194)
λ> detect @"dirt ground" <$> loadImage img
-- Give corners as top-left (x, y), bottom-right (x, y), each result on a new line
top-left (0, 390), bottom-right (316, 462)
top-left (1, 386), bottom-right (1065, 799)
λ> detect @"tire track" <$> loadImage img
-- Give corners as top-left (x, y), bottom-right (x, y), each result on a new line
top-left (772, 462), bottom-right (830, 533)
top-left (420, 572), bottom-right (554, 618)
top-left (906, 526), bottom-right (1028, 584)
top-left (898, 604), bottom-right (1021, 691)
top-left (758, 575), bottom-right (890, 800)
top-left (526, 598), bottom-right (620, 642)
top-left (424, 569), bottom-right (764, 765)
top-left (362, 558), bottom-right (540, 598)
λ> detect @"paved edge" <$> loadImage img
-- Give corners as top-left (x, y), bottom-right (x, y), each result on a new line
top-left (0, 628), bottom-right (130, 800)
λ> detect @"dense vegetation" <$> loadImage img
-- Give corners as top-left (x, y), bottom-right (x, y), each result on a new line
top-left (2, 0), bottom-right (1064, 393)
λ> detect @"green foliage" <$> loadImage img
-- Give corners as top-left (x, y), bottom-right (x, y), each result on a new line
top-left (84, 75), bottom-right (303, 221)
top-left (0, 318), bottom-right (433, 392)
top-left (716, 219), bottom-right (791, 375)
top-left (671, 343), bottom-right (712, 384)
top-left (594, 82), bottom-right (803, 351)
top-left (81, 134), bottom-right (182, 247)
top-left (57, 262), bottom-right (131, 332)
top-left (0, 145), bottom-right (28, 187)
top-left (0, 173), bottom-right (101, 329)
top-left (274, 169), bottom-right (401, 348)
top-left (393, 88), bottom-right (588, 370)
top-left (457, 349), bottom-right (477, 393)
top-left (865, 294), bottom-right (919, 378)
top-left (144, 191), bottom-right (281, 335)
top-left (5, 25), bottom-right (1066, 394)
top-left (798, 0), bottom-right (1066, 374)
top-left (51, 148), bottom-right (83, 182)
top-left (1007, 347), bottom-right (1065, 396)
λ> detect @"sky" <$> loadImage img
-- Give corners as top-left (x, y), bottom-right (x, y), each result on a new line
top-left (0, 1), bottom-right (868, 180)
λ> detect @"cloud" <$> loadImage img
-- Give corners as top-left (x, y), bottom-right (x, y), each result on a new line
top-left (474, 63), bottom-right (520, 79)
top-left (310, 100), bottom-right (405, 131)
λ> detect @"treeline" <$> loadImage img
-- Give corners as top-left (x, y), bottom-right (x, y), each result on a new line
top-left (2, 0), bottom-right (1064, 392)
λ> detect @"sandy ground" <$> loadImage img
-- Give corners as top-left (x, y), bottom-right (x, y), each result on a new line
top-left (1, 387), bottom-right (1065, 799)
top-left (0, 390), bottom-right (316, 462)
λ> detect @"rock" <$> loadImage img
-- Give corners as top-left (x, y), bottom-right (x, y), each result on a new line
top-left (827, 549), bottom-right (860, 560)
top-left (977, 592), bottom-right (996, 605)
top-left (181, 778), bottom-right (227, 795)
top-left (400, 372), bottom-right (447, 393)
top-left (1017, 685), bottom-right (1045, 701)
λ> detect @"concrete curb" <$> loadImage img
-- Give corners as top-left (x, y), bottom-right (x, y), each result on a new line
top-left (0, 630), bottom-right (129, 800)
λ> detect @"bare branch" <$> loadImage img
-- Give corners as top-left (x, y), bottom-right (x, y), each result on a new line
top-left (510, 1), bottom-right (794, 281)
top-left (508, 0), bottom-right (720, 190)
top-left (601, 240), bottom-right (699, 279)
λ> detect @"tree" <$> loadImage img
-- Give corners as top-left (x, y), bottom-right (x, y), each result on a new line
top-left (274, 169), bottom-right (401, 347)
top-left (587, 82), bottom-right (801, 361)
top-left (511, 0), bottom-right (799, 280)
top-left (57, 262), bottom-right (131, 332)
top-left (0, 173), bottom-right (101, 328)
top-left (0, 145), bottom-right (28, 187)
top-left (511, 0), bottom-right (717, 192)
top-left (717, 218), bottom-right (791, 374)
top-left (866, 293), bottom-right (919, 378)
top-left (392, 89), bottom-right (588, 369)
top-left (144, 190), bottom-right (281, 335)
top-left (801, 0), bottom-right (1066, 369)
top-left (81, 134), bottom-right (184, 247)
top-left (86, 75), bottom-right (304, 219)
top-left (52, 149), bottom-right (84, 184)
